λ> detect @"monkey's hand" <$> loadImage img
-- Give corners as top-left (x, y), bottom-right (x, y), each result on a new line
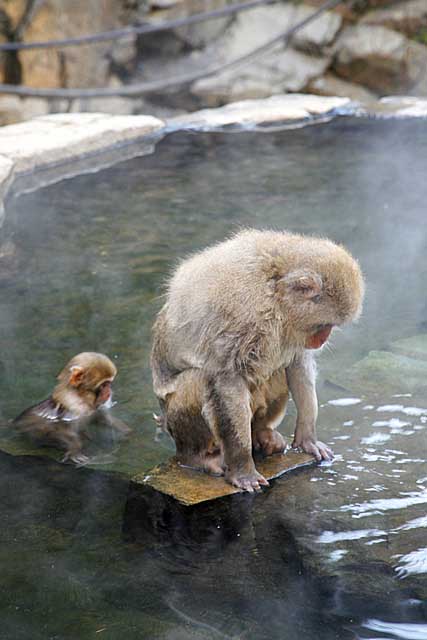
top-left (61, 452), bottom-right (91, 466)
top-left (225, 466), bottom-right (269, 492)
top-left (292, 436), bottom-right (333, 462)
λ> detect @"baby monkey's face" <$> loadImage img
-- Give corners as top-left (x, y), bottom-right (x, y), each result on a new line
top-left (95, 378), bottom-right (115, 408)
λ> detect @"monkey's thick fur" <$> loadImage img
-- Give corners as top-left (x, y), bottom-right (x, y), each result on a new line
top-left (151, 229), bottom-right (364, 491)
top-left (14, 352), bottom-right (130, 464)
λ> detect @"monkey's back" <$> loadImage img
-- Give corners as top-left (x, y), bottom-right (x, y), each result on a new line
top-left (155, 229), bottom-right (363, 378)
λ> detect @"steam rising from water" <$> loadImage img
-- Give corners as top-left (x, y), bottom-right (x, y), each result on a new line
top-left (1, 117), bottom-right (427, 639)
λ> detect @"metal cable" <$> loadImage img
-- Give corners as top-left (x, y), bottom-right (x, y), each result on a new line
top-left (0, 0), bottom-right (348, 99)
top-left (0, 0), bottom-right (276, 51)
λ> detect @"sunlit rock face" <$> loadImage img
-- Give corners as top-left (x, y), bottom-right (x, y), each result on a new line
top-left (1, 0), bottom-right (427, 126)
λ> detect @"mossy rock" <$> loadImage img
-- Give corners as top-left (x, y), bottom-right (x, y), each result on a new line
top-left (390, 334), bottom-right (427, 361)
top-left (327, 349), bottom-right (427, 396)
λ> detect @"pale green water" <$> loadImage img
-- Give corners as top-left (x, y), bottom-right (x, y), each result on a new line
top-left (0, 118), bottom-right (426, 639)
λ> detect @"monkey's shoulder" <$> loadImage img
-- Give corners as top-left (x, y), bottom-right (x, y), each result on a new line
top-left (14, 397), bottom-right (77, 424)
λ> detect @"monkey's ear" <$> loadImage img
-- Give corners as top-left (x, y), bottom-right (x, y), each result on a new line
top-left (279, 269), bottom-right (322, 299)
top-left (69, 365), bottom-right (85, 387)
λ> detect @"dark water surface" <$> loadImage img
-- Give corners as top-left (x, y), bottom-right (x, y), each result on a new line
top-left (0, 118), bottom-right (427, 639)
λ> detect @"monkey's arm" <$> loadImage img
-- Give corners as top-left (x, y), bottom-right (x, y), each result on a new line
top-left (286, 352), bottom-right (333, 461)
top-left (205, 373), bottom-right (268, 492)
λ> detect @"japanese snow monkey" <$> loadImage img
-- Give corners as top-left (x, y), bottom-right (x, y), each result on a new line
top-left (151, 229), bottom-right (364, 492)
top-left (14, 352), bottom-right (130, 464)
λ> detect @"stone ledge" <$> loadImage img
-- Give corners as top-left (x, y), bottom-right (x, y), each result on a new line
top-left (167, 93), bottom-right (352, 131)
top-left (0, 155), bottom-right (14, 224)
top-left (0, 112), bottom-right (165, 175)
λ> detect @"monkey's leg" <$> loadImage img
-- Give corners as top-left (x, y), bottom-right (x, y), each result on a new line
top-left (286, 351), bottom-right (333, 461)
top-left (204, 373), bottom-right (268, 492)
top-left (165, 370), bottom-right (224, 476)
top-left (50, 425), bottom-right (88, 465)
top-left (251, 367), bottom-right (289, 456)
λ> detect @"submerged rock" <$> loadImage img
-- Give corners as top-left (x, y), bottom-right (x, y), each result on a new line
top-left (390, 334), bottom-right (427, 361)
top-left (327, 350), bottom-right (427, 397)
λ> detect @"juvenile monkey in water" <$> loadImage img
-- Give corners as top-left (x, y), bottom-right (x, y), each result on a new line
top-left (151, 229), bottom-right (364, 492)
top-left (14, 352), bottom-right (130, 464)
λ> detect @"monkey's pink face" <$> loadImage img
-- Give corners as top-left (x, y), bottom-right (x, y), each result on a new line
top-left (305, 324), bottom-right (333, 349)
top-left (95, 379), bottom-right (114, 407)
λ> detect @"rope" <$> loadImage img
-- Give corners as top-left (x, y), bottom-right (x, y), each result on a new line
top-left (0, 0), bottom-right (276, 51)
top-left (0, 0), bottom-right (349, 99)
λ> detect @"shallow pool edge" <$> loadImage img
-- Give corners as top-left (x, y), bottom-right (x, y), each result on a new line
top-left (1, 93), bottom-right (427, 223)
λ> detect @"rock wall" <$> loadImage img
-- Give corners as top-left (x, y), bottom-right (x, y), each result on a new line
top-left (0, 0), bottom-right (427, 124)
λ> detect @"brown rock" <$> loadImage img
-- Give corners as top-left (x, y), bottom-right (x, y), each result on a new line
top-left (360, 0), bottom-right (427, 39)
top-left (0, 95), bottom-right (49, 125)
top-left (308, 72), bottom-right (377, 102)
top-left (334, 24), bottom-right (427, 93)
top-left (0, 0), bottom-right (26, 32)
top-left (16, 0), bottom-right (133, 89)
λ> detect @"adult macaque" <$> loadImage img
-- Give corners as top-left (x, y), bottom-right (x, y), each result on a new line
top-left (151, 230), bottom-right (364, 492)
top-left (14, 352), bottom-right (130, 464)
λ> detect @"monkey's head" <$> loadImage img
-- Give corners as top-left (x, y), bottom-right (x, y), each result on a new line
top-left (56, 352), bottom-right (117, 411)
top-left (274, 240), bottom-right (365, 350)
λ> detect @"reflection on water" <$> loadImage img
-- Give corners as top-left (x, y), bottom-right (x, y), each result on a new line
top-left (363, 619), bottom-right (427, 639)
top-left (0, 118), bottom-right (427, 638)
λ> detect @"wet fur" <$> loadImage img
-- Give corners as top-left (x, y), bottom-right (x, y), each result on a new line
top-left (14, 352), bottom-right (129, 463)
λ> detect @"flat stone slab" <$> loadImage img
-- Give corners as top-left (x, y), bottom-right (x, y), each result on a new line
top-left (167, 94), bottom-right (352, 132)
top-left (365, 97), bottom-right (427, 119)
top-left (136, 450), bottom-right (316, 506)
top-left (0, 112), bottom-right (165, 175)
top-left (390, 334), bottom-right (427, 361)
top-left (327, 349), bottom-right (427, 397)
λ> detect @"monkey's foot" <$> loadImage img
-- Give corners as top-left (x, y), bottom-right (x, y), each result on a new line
top-left (225, 468), bottom-right (269, 493)
top-left (292, 437), bottom-right (334, 462)
top-left (203, 457), bottom-right (225, 476)
top-left (253, 429), bottom-right (286, 456)
top-left (177, 453), bottom-right (225, 477)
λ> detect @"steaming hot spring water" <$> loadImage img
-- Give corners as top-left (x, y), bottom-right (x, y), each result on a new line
top-left (0, 117), bottom-right (426, 639)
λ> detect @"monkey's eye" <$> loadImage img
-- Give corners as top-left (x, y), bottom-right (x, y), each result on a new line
top-left (311, 294), bottom-right (322, 303)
